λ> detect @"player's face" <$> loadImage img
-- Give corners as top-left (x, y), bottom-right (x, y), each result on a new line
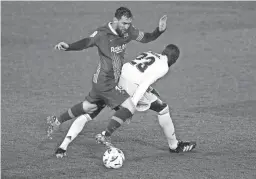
top-left (116, 16), bottom-right (132, 37)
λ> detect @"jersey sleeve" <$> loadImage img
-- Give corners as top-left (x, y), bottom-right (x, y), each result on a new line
top-left (66, 30), bottom-right (101, 51)
top-left (130, 25), bottom-right (145, 42)
top-left (130, 25), bottom-right (165, 43)
top-left (131, 68), bottom-right (167, 106)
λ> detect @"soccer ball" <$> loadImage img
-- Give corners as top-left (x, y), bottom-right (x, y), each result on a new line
top-left (102, 147), bottom-right (125, 169)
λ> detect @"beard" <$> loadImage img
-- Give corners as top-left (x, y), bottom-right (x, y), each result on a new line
top-left (116, 27), bottom-right (125, 37)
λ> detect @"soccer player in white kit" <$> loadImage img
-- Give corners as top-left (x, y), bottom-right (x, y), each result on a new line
top-left (97, 44), bottom-right (196, 153)
top-left (55, 44), bottom-right (196, 158)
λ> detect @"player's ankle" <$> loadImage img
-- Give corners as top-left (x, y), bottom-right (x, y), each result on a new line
top-left (55, 118), bottom-right (61, 126)
top-left (103, 130), bottom-right (111, 137)
top-left (169, 140), bottom-right (178, 150)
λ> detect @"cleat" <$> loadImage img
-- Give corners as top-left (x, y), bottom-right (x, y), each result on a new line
top-left (55, 148), bottom-right (67, 158)
top-left (169, 141), bottom-right (196, 153)
top-left (46, 115), bottom-right (60, 139)
top-left (95, 131), bottom-right (114, 149)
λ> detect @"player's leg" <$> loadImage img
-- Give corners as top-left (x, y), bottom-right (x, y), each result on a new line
top-left (95, 88), bottom-right (136, 148)
top-left (55, 99), bottom-right (105, 157)
top-left (55, 114), bottom-right (90, 158)
top-left (96, 75), bottom-right (141, 146)
top-left (55, 103), bottom-right (105, 158)
top-left (103, 98), bottom-right (135, 135)
top-left (149, 99), bottom-right (178, 149)
top-left (95, 85), bottom-right (160, 147)
top-left (149, 98), bottom-right (196, 153)
top-left (46, 88), bottom-right (105, 139)
top-left (46, 101), bottom-right (98, 136)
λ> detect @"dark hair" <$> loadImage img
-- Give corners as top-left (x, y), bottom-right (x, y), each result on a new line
top-left (162, 44), bottom-right (180, 67)
top-left (115, 7), bottom-right (133, 20)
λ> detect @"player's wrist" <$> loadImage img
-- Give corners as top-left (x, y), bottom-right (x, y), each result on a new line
top-left (65, 45), bottom-right (71, 51)
top-left (64, 43), bottom-right (74, 51)
top-left (157, 26), bottom-right (166, 33)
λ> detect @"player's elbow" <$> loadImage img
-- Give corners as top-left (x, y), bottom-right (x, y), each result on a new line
top-left (139, 27), bottom-right (163, 43)
top-left (139, 33), bottom-right (156, 43)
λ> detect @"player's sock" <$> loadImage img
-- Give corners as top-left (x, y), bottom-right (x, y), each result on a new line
top-left (59, 114), bottom-right (92, 150)
top-left (104, 107), bottom-right (133, 137)
top-left (158, 109), bottom-right (178, 149)
top-left (58, 102), bottom-right (84, 123)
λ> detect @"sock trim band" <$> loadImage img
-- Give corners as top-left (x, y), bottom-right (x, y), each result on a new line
top-left (112, 116), bottom-right (124, 125)
top-left (68, 108), bottom-right (75, 118)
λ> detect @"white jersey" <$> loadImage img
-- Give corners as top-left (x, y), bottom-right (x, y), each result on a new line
top-left (122, 51), bottom-right (169, 84)
top-left (119, 51), bottom-right (169, 109)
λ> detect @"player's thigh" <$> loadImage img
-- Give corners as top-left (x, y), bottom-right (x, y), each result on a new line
top-left (84, 88), bottom-right (105, 113)
top-left (101, 87), bottom-right (130, 110)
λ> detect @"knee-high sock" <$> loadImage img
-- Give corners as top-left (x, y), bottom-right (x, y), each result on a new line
top-left (58, 102), bottom-right (85, 123)
top-left (104, 107), bottom-right (133, 137)
top-left (158, 112), bottom-right (178, 149)
top-left (59, 114), bottom-right (92, 150)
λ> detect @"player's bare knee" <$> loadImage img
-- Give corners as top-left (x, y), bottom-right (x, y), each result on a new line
top-left (82, 100), bottom-right (98, 113)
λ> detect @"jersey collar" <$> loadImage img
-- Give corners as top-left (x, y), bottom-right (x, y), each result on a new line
top-left (108, 22), bottom-right (118, 36)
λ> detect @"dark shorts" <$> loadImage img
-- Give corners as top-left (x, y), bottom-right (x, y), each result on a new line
top-left (85, 85), bottom-right (130, 109)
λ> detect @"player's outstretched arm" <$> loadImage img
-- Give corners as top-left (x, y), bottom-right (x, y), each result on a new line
top-left (134, 15), bottom-right (167, 43)
top-left (54, 38), bottom-right (92, 51)
top-left (65, 38), bottom-right (94, 51)
top-left (55, 42), bottom-right (69, 51)
top-left (55, 31), bottom-right (100, 51)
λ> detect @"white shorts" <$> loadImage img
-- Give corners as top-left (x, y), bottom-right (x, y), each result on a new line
top-left (118, 76), bottom-right (157, 111)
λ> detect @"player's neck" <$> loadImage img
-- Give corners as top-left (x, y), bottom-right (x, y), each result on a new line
top-left (109, 22), bottom-right (117, 30)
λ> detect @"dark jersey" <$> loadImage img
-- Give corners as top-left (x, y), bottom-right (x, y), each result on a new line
top-left (90, 23), bottom-right (141, 91)
top-left (67, 22), bottom-right (164, 91)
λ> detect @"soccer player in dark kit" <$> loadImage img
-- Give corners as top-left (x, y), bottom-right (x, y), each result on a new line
top-left (47, 7), bottom-right (167, 157)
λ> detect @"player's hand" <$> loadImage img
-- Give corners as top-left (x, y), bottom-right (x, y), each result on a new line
top-left (159, 15), bottom-right (167, 32)
top-left (55, 42), bottom-right (69, 51)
